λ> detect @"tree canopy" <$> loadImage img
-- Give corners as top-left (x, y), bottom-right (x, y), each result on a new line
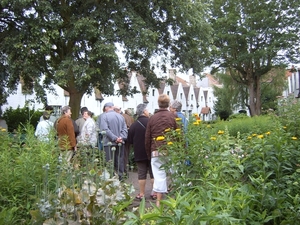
top-left (206, 0), bottom-right (300, 116)
top-left (213, 68), bottom-right (287, 119)
top-left (0, 0), bottom-right (212, 118)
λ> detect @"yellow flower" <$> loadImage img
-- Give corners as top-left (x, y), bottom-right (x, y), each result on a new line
top-left (175, 118), bottom-right (182, 121)
top-left (155, 136), bottom-right (165, 141)
top-left (167, 142), bottom-right (173, 145)
top-left (252, 134), bottom-right (257, 136)
top-left (210, 136), bottom-right (216, 140)
top-left (265, 131), bottom-right (271, 135)
top-left (206, 125), bottom-right (211, 128)
top-left (247, 136), bottom-right (252, 140)
top-left (175, 128), bottom-right (181, 132)
top-left (193, 122), bottom-right (200, 125)
top-left (1, 128), bottom-right (6, 132)
top-left (193, 113), bottom-right (198, 117)
top-left (164, 128), bottom-right (171, 132)
top-left (292, 137), bottom-right (297, 140)
top-left (257, 135), bottom-right (264, 139)
top-left (283, 126), bottom-right (287, 129)
top-left (218, 130), bottom-right (224, 135)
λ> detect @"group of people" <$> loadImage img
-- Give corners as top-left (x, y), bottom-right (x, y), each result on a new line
top-left (34, 94), bottom-right (188, 207)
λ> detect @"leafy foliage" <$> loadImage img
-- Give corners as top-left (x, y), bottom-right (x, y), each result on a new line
top-left (2, 99), bottom-right (300, 224)
top-left (206, 0), bottom-right (300, 116)
top-left (1, 0), bottom-right (212, 118)
top-left (277, 96), bottom-right (300, 138)
top-left (2, 106), bottom-right (42, 132)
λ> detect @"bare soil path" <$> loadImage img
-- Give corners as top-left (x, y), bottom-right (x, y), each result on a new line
top-left (126, 171), bottom-right (156, 208)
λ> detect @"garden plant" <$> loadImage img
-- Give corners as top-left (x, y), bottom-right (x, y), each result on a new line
top-left (0, 96), bottom-right (300, 224)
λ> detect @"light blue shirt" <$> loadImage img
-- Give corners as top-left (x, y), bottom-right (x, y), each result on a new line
top-left (99, 110), bottom-right (128, 146)
top-left (176, 112), bottom-right (188, 133)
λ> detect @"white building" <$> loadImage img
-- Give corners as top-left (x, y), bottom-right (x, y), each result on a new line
top-left (2, 69), bottom-right (221, 120)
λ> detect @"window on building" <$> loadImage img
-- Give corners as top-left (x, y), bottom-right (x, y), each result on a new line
top-left (180, 93), bottom-right (182, 99)
top-left (191, 94), bottom-right (194, 100)
top-left (201, 96), bottom-right (203, 102)
top-left (167, 91), bottom-right (170, 95)
top-left (152, 89), bottom-right (155, 96)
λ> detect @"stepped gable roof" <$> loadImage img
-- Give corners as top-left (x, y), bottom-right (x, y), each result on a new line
top-left (183, 86), bottom-right (189, 100)
top-left (194, 87), bottom-right (200, 102)
top-left (94, 88), bottom-right (104, 101)
top-left (201, 107), bottom-right (211, 114)
top-left (136, 73), bottom-right (149, 103)
top-left (170, 84), bottom-right (179, 100)
top-left (136, 74), bottom-right (147, 93)
top-left (203, 90), bottom-right (208, 102)
top-left (158, 82), bottom-right (165, 94)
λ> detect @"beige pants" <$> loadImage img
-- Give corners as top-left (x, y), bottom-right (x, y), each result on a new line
top-left (151, 157), bottom-right (167, 193)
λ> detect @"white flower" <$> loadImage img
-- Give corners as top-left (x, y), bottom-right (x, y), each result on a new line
top-left (82, 180), bottom-right (96, 196)
top-left (115, 189), bottom-right (125, 201)
top-left (107, 178), bottom-right (120, 187)
top-left (96, 188), bottom-right (105, 205)
top-left (127, 184), bottom-right (135, 194)
top-left (99, 169), bottom-right (110, 181)
top-left (80, 190), bottom-right (91, 204)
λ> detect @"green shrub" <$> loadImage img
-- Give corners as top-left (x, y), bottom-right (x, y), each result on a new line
top-left (277, 96), bottom-right (300, 138)
top-left (208, 115), bottom-right (279, 137)
top-left (0, 124), bottom-right (134, 224)
top-left (2, 106), bottom-right (42, 132)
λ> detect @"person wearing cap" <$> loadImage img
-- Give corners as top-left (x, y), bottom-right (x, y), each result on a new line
top-left (145, 94), bottom-right (178, 207)
top-left (56, 106), bottom-right (77, 162)
top-left (128, 103), bottom-right (155, 200)
top-left (99, 102), bottom-right (128, 180)
top-left (35, 111), bottom-right (54, 142)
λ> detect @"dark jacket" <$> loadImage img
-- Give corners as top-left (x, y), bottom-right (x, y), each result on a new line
top-left (145, 109), bottom-right (178, 159)
top-left (127, 116), bottom-right (149, 161)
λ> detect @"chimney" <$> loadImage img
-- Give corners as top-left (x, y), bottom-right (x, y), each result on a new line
top-left (168, 69), bottom-right (176, 82)
top-left (189, 75), bottom-right (196, 87)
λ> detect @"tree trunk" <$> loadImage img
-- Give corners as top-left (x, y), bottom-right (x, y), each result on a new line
top-left (68, 91), bottom-right (84, 120)
top-left (248, 76), bottom-right (261, 116)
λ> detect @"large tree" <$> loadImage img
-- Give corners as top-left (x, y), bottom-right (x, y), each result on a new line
top-left (213, 68), bottom-right (287, 118)
top-left (0, 0), bottom-right (212, 118)
top-left (206, 0), bottom-right (300, 116)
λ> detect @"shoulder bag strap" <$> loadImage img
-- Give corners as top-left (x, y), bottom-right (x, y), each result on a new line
top-left (137, 120), bottom-right (146, 129)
